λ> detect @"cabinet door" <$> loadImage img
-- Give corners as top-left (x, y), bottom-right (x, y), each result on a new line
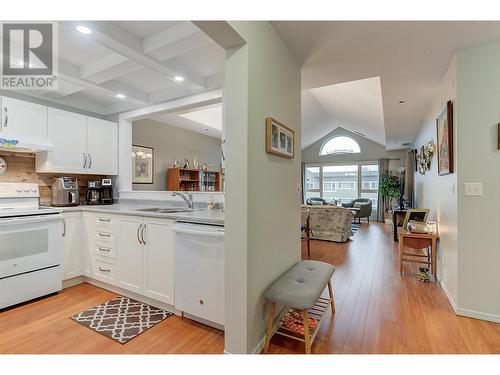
top-left (144, 219), bottom-right (175, 305)
top-left (86, 117), bottom-right (118, 175)
top-left (61, 214), bottom-right (83, 280)
top-left (118, 217), bottom-right (144, 293)
top-left (1, 96), bottom-right (47, 136)
top-left (37, 108), bottom-right (87, 173)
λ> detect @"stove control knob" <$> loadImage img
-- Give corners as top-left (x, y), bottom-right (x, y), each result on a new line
top-left (31, 188), bottom-right (37, 193)
top-left (16, 189), bottom-right (22, 193)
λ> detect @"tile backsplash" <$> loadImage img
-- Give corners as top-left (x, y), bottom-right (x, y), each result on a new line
top-left (0, 151), bottom-right (107, 206)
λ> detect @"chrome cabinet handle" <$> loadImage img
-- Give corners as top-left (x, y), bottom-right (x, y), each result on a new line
top-left (83, 153), bottom-right (87, 169)
top-left (88, 153), bottom-right (92, 169)
top-left (99, 217), bottom-right (110, 222)
top-left (62, 219), bottom-right (66, 237)
top-left (137, 224), bottom-right (143, 244)
top-left (98, 232), bottom-right (111, 238)
top-left (98, 246), bottom-right (111, 252)
top-left (3, 107), bottom-right (8, 127)
top-left (141, 224), bottom-right (146, 245)
top-left (98, 267), bottom-right (110, 273)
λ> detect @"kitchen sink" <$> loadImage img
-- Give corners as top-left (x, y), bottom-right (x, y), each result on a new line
top-left (136, 207), bottom-right (193, 213)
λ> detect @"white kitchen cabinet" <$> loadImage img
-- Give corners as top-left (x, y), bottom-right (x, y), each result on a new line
top-left (61, 213), bottom-right (83, 280)
top-left (36, 108), bottom-right (87, 174)
top-left (0, 96), bottom-right (47, 137)
top-left (35, 107), bottom-right (118, 175)
top-left (86, 117), bottom-right (118, 175)
top-left (118, 217), bottom-right (145, 293)
top-left (143, 219), bottom-right (175, 305)
top-left (117, 216), bottom-right (175, 304)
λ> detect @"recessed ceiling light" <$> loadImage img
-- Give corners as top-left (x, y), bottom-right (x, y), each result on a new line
top-left (174, 76), bottom-right (184, 82)
top-left (116, 93), bottom-right (126, 99)
top-left (398, 100), bottom-right (406, 104)
top-left (76, 25), bottom-right (92, 35)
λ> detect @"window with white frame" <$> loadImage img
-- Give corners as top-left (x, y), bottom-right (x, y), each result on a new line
top-left (303, 163), bottom-right (379, 217)
top-left (319, 136), bottom-right (361, 156)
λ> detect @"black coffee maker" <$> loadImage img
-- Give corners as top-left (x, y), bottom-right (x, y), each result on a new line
top-left (86, 180), bottom-right (102, 205)
top-left (86, 179), bottom-right (113, 205)
top-left (100, 179), bottom-right (113, 205)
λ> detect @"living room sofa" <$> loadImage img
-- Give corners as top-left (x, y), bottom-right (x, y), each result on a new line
top-left (302, 205), bottom-right (354, 242)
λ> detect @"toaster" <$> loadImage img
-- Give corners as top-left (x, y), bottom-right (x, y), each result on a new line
top-left (51, 177), bottom-right (80, 206)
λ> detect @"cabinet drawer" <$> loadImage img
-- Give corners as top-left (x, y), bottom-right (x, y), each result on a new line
top-left (93, 257), bottom-right (116, 282)
top-left (90, 214), bottom-right (117, 228)
top-left (91, 227), bottom-right (116, 243)
top-left (91, 241), bottom-right (116, 259)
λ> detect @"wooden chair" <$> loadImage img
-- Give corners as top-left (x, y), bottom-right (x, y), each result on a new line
top-left (301, 208), bottom-right (311, 257)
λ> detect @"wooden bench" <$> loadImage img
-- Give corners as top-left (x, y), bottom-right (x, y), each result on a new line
top-left (263, 260), bottom-right (335, 354)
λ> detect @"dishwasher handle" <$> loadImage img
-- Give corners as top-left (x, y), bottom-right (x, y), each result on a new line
top-left (172, 225), bottom-right (224, 238)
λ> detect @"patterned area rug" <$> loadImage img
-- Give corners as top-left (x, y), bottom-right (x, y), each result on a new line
top-left (351, 222), bottom-right (360, 236)
top-left (70, 296), bottom-right (173, 344)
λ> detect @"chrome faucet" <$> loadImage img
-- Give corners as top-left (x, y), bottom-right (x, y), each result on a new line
top-left (172, 192), bottom-right (194, 209)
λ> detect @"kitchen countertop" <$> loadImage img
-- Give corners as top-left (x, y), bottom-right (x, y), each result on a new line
top-left (57, 203), bottom-right (224, 226)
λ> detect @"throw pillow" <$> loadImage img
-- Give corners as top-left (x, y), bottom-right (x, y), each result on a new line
top-left (353, 202), bottom-right (364, 208)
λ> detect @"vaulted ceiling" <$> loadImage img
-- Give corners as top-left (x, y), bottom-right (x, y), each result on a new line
top-left (272, 21), bottom-right (500, 150)
top-left (23, 21), bottom-right (225, 115)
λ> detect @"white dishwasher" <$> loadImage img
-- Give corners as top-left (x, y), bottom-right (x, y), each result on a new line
top-left (172, 222), bottom-right (224, 326)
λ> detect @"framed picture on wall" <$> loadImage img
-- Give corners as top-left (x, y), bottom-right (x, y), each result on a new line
top-left (265, 117), bottom-right (294, 159)
top-left (436, 100), bottom-right (454, 175)
top-left (132, 145), bottom-right (154, 184)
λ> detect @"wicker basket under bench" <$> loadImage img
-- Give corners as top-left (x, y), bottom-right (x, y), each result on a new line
top-left (264, 260), bottom-right (336, 354)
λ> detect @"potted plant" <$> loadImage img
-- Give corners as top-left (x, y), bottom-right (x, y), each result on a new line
top-left (379, 174), bottom-right (401, 221)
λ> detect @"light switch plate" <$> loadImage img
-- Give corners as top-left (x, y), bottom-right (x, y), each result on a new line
top-left (464, 182), bottom-right (483, 196)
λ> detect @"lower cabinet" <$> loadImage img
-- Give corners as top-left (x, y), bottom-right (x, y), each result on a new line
top-left (118, 216), bottom-right (175, 305)
top-left (61, 213), bottom-right (83, 280)
top-left (143, 219), bottom-right (175, 305)
top-left (61, 212), bottom-right (175, 306)
top-left (118, 217), bottom-right (145, 293)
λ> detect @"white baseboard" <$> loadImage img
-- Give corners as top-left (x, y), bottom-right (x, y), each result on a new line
top-left (251, 334), bottom-right (267, 354)
top-left (83, 277), bottom-right (181, 316)
top-left (62, 276), bottom-right (85, 289)
top-left (438, 277), bottom-right (457, 312)
top-left (438, 276), bottom-right (500, 323)
top-left (456, 308), bottom-right (500, 323)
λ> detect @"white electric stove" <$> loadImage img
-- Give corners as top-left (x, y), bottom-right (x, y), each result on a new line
top-left (0, 183), bottom-right (63, 309)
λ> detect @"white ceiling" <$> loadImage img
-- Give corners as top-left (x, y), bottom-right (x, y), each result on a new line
top-left (147, 103), bottom-right (223, 139)
top-left (305, 76), bottom-right (385, 148)
top-left (20, 21), bottom-right (225, 115)
top-left (272, 21), bottom-right (500, 150)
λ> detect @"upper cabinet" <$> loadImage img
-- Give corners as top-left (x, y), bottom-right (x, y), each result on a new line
top-left (37, 108), bottom-right (87, 174)
top-left (0, 96), bottom-right (47, 137)
top-left (86, 118), bottom-right (118, 175)
top-left (36, 108), bottom-right (118, 175)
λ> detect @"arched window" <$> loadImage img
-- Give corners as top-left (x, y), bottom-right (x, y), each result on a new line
top-left (320, 136), bottom-right (361, 155)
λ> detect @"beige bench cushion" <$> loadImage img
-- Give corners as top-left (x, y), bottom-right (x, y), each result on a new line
top-left (264, 260), bottom-right (335, 310)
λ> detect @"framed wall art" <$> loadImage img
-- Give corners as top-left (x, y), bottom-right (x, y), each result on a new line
top-left (132, 145), bottom-right (154, 184)
top-left (266, 117), bottom-right (294, 159)
top-left (436, 100), bottom-right (454, 175)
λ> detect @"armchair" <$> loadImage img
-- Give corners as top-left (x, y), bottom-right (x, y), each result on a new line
top-left (343, 198), bottom-right (373, 223)
top-left (306, 197), bottom-right (328, 206)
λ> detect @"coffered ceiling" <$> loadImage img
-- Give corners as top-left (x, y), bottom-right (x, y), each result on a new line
top-left (22, 21), bottom-right (225, 115)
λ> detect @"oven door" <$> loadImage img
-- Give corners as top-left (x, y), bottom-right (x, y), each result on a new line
top-left (0, 214), bottom-right (62, 279)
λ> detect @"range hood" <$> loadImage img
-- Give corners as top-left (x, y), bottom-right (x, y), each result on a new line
top-left (0, 132), bottom-right (55, 153)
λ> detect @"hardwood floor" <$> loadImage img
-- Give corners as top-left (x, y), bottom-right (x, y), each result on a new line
top-left (269, 223), bottom-right (500, 354)
top-left (1, 222), bottom-right (499, 354)
top-left (0, 283), bottom-right (224, 354)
